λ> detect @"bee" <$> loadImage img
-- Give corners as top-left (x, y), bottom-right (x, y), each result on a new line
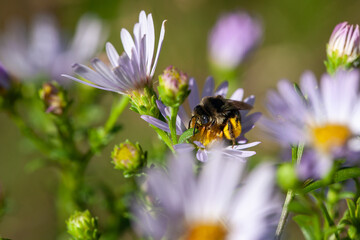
top-left (188, 95), bottom-right (253, 146)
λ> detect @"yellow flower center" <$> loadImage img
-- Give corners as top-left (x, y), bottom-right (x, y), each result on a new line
top-left (185, 222), bottom-right (228, 240)
top-left (312, 124), bottom-right (351, 152)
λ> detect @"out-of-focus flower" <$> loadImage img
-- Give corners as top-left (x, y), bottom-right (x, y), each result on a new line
top-left (262, 70), bottom-right (360, 179)
top-left (39, 82), bottom-right (66, 115)
top-left (208, 11), bottom-right (262, 70)
top-left (0, 62), bottom-right (11, 91)
top-left (0, 14), bottom-right (105, 82)
top-left (326, 22), bottom-right (360, 74)
top-left (157, 66), bottom-right (189, 107)
top-left (63, 10), bottom-right (166, 117)
top-left (66, 210), bottom-right (100, 240)
top-left (142, 77), bottom-right (261, 161)
top-left (111, 140), bottom-right (147, 177)
top-left (133, 149), bottom-right (280, 240)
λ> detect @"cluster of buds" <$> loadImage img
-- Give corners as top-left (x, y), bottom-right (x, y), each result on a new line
top-left (66, 210), bottom-right (100, 240)
top-left (158, 66), bottom-right (189, 107)
top-left (39, 82), bottom-right (67, 115)
top-left (111, 140), bottom-right (147, 177)
top-left (326, 22), bottom-right (360, 74)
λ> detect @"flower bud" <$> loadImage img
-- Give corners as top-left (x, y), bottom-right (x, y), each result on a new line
top-left (129, 86), bottom-right (159, 117)
top-left (39, 82), bottom-right (66, 115)
top-left (111, 140), bottom-right (147, 177)
top-left (157, 66), bottom-right (189, 107)
top-left (66, 210), bottom-right (100, 240)
top-left (208, 12), bottom-right (262, 70)
top-left (276, 163), bottom-right (300, 190)
top-left (326, 22), bottom-right (360, 73)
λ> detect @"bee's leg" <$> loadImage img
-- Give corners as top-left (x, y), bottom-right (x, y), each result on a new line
top-left (227, 120), bottom-right (236, 146)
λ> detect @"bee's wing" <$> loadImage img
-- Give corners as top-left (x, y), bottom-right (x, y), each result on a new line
top-left (222, 100), bottom-right (253, 111)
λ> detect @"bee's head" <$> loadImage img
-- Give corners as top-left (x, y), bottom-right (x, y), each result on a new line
top-left (193, 105), bottom-right (210, 125)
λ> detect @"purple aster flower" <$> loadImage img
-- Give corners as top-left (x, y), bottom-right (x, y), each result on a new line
top-left (0, 14), bottom-right (105, 83)
top-left (208, 11), bottom-right (262, 70)
top-left (133, 149), bottom-right (280, 240)
top-left (141, 77), bottom-right (261, 161)
top-left (0, 62), bottom-right (10, 90)
top-left (63, 10), bottom-right (166, 95)
top-left (262, 70), bottom-right (360, 178)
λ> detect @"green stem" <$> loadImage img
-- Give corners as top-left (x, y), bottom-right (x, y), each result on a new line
top-left (150, 125), bottom-right (175, 153)
top-left (276, 190), bottom-right (294, 240)
top-left (314, 193), bottom-right (340, 240)
top-left (169, 106), bottom-right (179, 145)
top-left (276, 143), bottom-right (305, 240)
top-left (105, 96), bottom-right (130, 132)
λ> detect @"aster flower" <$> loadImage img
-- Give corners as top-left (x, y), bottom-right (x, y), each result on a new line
top-left (142, 77), bottom-right (261, 161)
top-left (63, 10), bottom-right (166, 95)
top-left (208, 11), bottom-right (262, 70)
top-left (133, 149), bottom-right (280, 240)
top-left (0, 14), bottom-right (105, 82)
top-left (326, 22), bottom-right (360, 74)
top-left (262, 70), bottom-right (360, 178)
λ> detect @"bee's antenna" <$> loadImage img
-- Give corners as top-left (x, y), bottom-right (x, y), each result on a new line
top-left (188, 116), bottom-right (195, 129)
top-left (193, 121), bottom-right (197, 136)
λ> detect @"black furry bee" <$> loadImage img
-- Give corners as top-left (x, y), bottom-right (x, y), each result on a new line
top-left (188, 95), bottom-right (253, 145)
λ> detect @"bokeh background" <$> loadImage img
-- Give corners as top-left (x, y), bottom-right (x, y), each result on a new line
top-left (0, 0), bottom-right (359, 239)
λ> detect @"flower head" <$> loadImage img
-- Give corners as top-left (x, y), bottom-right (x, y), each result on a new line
top-left (142, 77), bottom-right (261, 161)
top-left (208, 11), bottom-right (262, 70)
top-left (133, 150), bottom-right (280, 240)
top-left (262, 70), bottom-right (360, 178)
top-left (326, 22), bottom-right (360, 73)
top-left (39, 82), bottom-right (66, 115)
top-left (63, 10), bottom-right (166, 95)
top-left (0, 14), bottom-right (104, 83)
top-left (111, 140), bottom-right (147, 177)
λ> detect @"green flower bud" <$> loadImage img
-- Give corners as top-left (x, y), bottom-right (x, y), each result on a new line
top-left (39, 82), bottom-right (66, 115)
top-left (66, 210), bottom-right (100, 240)
top-left (111, 140), bottom-right (147, 177)
top-left (129, 86), bottom-right (159, 117)
top-left (158, 66), bottom-right (190, 107)
top-left (276, 163), bottom-right (300, 190)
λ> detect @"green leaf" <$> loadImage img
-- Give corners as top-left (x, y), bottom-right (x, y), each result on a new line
top-left (293, 214), bottom-right (322, 240)
top-left (347, 199), bottom-right (356, 219)
top-left (303, 167), bottom-right (360, 193)
top-left (178, 128), bottom-right (197, 144)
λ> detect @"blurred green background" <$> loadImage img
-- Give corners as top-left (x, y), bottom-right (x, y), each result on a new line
top-left (0, 0), bottom-right (359, 239)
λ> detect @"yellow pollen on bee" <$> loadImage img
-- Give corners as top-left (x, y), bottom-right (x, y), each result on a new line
top-left (185, 222), bottom-right (228, 240)
top-left (223, 117), bottom-right (242, 140)
top-left (312, 124), bottom-right (351, 152)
